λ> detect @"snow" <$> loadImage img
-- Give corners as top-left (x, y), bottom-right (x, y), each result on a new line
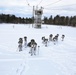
top-left (0, 23), bottom-right (76, 75)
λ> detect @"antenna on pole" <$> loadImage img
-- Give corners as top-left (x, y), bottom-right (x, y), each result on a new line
top-left (25, 0), bottom-right (62, 28)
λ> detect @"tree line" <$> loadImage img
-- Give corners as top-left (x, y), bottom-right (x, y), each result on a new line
top-left (0, 14), bottom-right (32, 24)
top-left (0, 14), bottom-right (76, 27)
top-left (44, 15), bottom-right (76, 27)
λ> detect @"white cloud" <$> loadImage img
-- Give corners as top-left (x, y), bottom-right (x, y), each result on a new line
top-left (0, 0), bottom-right (76, 17)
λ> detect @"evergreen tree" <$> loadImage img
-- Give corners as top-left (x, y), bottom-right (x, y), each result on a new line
top-left (49, 15), bottom-right (53, 24)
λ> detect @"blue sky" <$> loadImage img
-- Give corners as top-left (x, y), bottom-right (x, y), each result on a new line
top-left (0, 0), bottom-right (76, 18)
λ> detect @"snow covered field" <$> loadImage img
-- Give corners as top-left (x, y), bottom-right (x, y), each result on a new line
top-left (0, 23), bottom-right (76, 75)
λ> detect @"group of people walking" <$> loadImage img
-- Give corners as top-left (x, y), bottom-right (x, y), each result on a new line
top-left (18, 36), bottom-right (27, 52)
top-left (18, 34), bottom-right (65, 56)
top-left (18, 36), bottom-right (38, 56)
top-left (42, 34), bottom-right (65, 46)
